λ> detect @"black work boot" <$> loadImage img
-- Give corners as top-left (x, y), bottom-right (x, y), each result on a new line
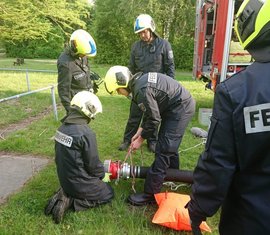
top-left (52, 191), bottom-right (71, 224)
top-left (44, 188), bottom-right (63, 216)
top-left (118, 142), bottom-right (130, 151)
top-left (127, 193), bottom-right (156, 206)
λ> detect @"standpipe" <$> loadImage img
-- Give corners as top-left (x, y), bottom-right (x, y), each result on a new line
top-left (104, 160), bottom-right (193, 184)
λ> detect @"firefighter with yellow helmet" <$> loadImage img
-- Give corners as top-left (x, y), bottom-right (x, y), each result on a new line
top-left (44, 91), bottom-right (114, 224)
top-left (187, 0), bottom-right (270, 234)
top-left (57, 29), bottom-right (100, 117)
top-left (118, 14), bottom-right (175, 153)
top-left (104, 66), bottom-right (195, 206)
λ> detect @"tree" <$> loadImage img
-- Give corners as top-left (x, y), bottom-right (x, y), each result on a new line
top-left (0, 0), bottom-right (92, 43)
top-left (93, 0), bottom-right (196, 69)
top-left (0, 0), bottom-right (196, 68)
top-left (92, 0), bottom-right (136, 64)
top-left (0, 0), bottom-right (94, 58)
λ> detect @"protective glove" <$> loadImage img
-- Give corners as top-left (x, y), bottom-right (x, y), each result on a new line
top-left (102, 173), bottom-right (112, 183)
top-left (185, 201), bottom-right (205, 235)
top-left (190, 219), bottom-right (203, 235)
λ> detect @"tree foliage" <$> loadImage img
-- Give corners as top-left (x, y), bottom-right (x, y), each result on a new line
top-left (0, 0), bottom-right (91, 43)
top-left (93, 0), bottom-right (196, 69)
top-left (0, 0), bottom-right (94, 59)
top-left (0, 0), bottom-right (196, 69)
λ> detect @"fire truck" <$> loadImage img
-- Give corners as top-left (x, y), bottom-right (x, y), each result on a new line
top-left (192, 0), bottom-right (253, 90)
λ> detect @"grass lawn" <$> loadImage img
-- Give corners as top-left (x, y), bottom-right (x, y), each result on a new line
top-left (0, 58), bottom-right (219, 234)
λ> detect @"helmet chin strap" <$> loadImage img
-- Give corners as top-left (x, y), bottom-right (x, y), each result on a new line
top-left (146, 31), bottom-right (154, 44)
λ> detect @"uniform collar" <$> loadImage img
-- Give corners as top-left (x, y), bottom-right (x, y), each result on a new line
top-left (141, 35), bottom-right (158, 47)
top-left (62, 109), bottom-right (90, 125)
top-left (248, 46), bottom-right (270, 62)
top-left (128, 72), bottom-right (143, 92)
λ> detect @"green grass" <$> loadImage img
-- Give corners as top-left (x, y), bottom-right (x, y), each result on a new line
top-left (0, 59), bottom-right (219, 234)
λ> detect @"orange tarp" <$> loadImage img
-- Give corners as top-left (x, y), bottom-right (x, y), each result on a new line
top-left (152, 192), bottom-right (211, 232)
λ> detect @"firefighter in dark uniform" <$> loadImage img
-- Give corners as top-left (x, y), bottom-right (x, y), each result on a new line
top-left (187, 0), bottom-right (270, 234)
top-left (118, 14), bottom-right (175, 152)
top-left (57, 29), bottom-right (97, 115)
top-left (104, 66), bottom-right (195, 205)
top-left (44, 91), bottom-right (114, 224)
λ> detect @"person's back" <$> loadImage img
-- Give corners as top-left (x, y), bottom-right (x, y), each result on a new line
top-left (187, 1), bottom-right (270, 234)
top-left (55, 122), bottom-right (111, 201)
top-left (45, 91), bottom-right (114, 223)
top-left (208, 62), bottom-right (270, 234)
top-left (132, 73), bottom-right (191, 113)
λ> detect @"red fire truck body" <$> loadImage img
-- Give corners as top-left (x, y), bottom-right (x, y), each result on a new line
top-left (193, 0), bottom-right (252, 90)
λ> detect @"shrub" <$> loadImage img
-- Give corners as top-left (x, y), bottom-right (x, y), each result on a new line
top-left (172, 36), bottom-right (194, 71)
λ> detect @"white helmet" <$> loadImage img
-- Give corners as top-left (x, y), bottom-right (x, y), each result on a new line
top-left (70, 29), bottom-right (97, 57)
top-left (104, 66), bottom-right (131, 94)
top-left (70, 91), bottom-right (102, 119)
top-left (134, 14), bottom-right (156, 34)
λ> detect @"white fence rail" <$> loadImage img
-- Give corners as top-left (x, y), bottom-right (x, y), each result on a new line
top-left (0, 68), bottom-right (58, 121)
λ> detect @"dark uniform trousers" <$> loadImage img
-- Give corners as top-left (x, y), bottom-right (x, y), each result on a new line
top-left (144, 97), bottom-right (195, 194)
top-left (72, 185), bottom-right (114, 211)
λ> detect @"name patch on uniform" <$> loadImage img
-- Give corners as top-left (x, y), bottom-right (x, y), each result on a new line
top-left (138, 103), bottom-right (146, 112)
top-left (148, 73), bottom-right (157, 83)
top-left (55, 130), bottom-right (73, 147)
top-left (244, 103), bottom-right (270, 134)
top-left (74, 73), bottom-right (85, 80)
top-left (168, 50), bottom-right (174, 59)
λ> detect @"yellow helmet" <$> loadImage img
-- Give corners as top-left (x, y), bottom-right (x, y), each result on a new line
top-left (235, 0), bottom-right (270, 49)
top-left (104, 66), bottom-right (131, 94)
top-left (70, 29), bottom-right (97, 57)
top-left (134, 14), bottom-right (156, 34)
top-left (70, 91), bottom-right (102, 119)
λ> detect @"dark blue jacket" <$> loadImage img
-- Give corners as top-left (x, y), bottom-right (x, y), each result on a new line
top-left (128, 72), bottom-right (192, 140)
top-left (188, 61), bottom-right (270, 234)
top-left (129, 37), bottom-right (175, 79)
top-left (55, 122), bottom-right (111, 201)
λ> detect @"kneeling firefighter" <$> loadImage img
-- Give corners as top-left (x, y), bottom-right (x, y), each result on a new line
top-left (44, 91), bottom-right (114, 224)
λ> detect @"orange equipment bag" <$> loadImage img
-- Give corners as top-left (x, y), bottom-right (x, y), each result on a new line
top-left (152, 192), bottom-right (211, 232)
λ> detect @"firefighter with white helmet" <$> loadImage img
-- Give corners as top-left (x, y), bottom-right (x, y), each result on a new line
top-left (134, 14), bottom-right (156, 34)
top-left (57, 29), bottom-right (101, 117)
top-left (118, 14), bottom-right (175, 153)
top-left (187, 0), bottom-right (270, 234)
top-left (104, 66), bottom-right (195, 206)
top-left (70, 90), bottom-right (102, 118)
top-left (44, 91), bottom-right (114, 224)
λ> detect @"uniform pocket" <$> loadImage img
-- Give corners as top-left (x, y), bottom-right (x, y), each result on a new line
top-left (161, 132), bottom-right (182, 153)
